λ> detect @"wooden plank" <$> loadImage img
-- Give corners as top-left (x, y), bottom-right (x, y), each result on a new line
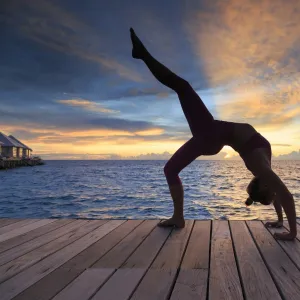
top-left (263, 221), bottom-right (300, 269)
top-left (52, 268), bottom-right (115, 300)
top-left (131, 269), bottom-right (177, 300)
top-left (230, 221), bottom-right (281, 300)
top-left (247, 221), bottom-right (300, 300)
top-left (14, 220), bottom-right (143, 300)
top-left (0, 219), bottom-right (23, 228)
top-left (54, 222), bottom-right (171, 300)
top-left (121, 224), bottom-right (172, 269)
top-left (0, 219), bottom-right (10, 227)
top-left (170, 220), bottom-right (211, 300)
top-left (92, 220), bottom-right (158, 268)
top-left (0, 219), bottom-right (56, 243)
top-left (0, 219), bottom-right (79, 267)
top-left (0, 219), bottom-right (73, 254)
top-left (92, 224), bottom-right (173, 300)
top-left (92, 268), bottom-right (145, 300)
top-left (63, 220), bottom-right (144, 270)
top-left (171, 270), bottom-right (208, 300)
top-left (150, 220), bottom-right (194, 270)
top-left (176, 221), bottom-right (210, 270)
top-left (0, 219), bottom-right (97, 282)
top-left (209, 221), bottom-right (243, 300)
top-left (0, 219), bottom-right (40, 235)
top-left (0, 220), bottom-right (124, 300)
top-left (130, 220), bottom-right (194, 300)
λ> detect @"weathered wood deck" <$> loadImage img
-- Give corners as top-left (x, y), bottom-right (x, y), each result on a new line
top-left (0, 218), bottom-right (299, 300)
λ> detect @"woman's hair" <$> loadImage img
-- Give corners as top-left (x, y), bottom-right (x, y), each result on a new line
top-left (246, 177), bottom-right (274, 206)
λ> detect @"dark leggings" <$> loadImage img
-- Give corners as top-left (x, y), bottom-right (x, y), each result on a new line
top-left (163, 86), bottom-right (215, 186)
top-left (141, 53), bottom-right (214, 186)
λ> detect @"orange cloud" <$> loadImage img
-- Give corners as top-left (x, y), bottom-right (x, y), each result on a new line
top-left (186, 0), bottom-right (300, 104)
top-left (1, 123), bottom-right (298, 159)
top-left (216, 89), bottom-right (300, 129)
top-left (57, 99), bottom-right (119, 114)
top-left (134, 128), bottom-right (164, 136)
top-left (185, 0), bottom-right (300, 90)
top-left (185, 0), bottom-right (300, 135)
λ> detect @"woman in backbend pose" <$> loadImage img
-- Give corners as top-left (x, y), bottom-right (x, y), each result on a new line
top-left (129, 28), bottom-right (297, 240)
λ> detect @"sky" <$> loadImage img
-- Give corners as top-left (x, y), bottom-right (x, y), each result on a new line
top-left (0, 0), bottom-right (300, 160)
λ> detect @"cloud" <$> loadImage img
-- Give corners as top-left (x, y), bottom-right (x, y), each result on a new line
top-left (57, 99), bottom-right (119, 114)
top-left (215, 91), bottom-right (300, 129)
top-left (126, 87), bottom-right (171, 99)
top-left (34, 149), bottom-right (300, 160)
top-left (275, 150), bottom-right (300, 160)
top-left (134, 128), bottom-right (164, 136)
top-left (185, 0), bottom-right (300, 89)
top-left (1, 0), bottom-right (299, 160)
top-left (34, 153), bottom-right (111, 160)
top-left (185, 0), bottom-right (300, 126)
top-left (272, 144), bottom-right (292, 147)
top-left (3, 0), bottom-right (143, 82)
top-left (108, 151), bottom-right (172, 160)
top-left (0, 106), bottom-right (160, 133)
top-left (37, 150), bottom-right (231, 160)
top-left (0, 120), bottom-right (173, 148)
top-left (4, 124), bottom-right (298, 160)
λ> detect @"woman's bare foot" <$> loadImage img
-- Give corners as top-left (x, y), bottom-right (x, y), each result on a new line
top-left (158, 217), bottom-right (185, 228)
top-left (130, 27), bottom-right (147, 59)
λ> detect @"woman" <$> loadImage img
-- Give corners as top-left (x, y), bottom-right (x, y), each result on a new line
top-left (130, 28), bottom-right (297, 240)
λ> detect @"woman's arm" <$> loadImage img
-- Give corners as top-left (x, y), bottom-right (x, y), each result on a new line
top-left (265, 194), bottom-right (283, 227)
top-left (273, 193), bottom-right (283, 222)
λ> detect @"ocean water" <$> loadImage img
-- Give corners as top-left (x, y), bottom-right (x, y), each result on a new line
top-left (0, 160), bottom-right (299, 221)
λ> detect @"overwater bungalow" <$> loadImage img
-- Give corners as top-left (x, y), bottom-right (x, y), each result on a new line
top-left (9, 135), bottom-right (32, 158)
top-left (0, 132), bottom-right (32, 158)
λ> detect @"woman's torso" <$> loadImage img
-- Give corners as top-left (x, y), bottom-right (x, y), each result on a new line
top-left (212, 120), bottom-right (258, 153)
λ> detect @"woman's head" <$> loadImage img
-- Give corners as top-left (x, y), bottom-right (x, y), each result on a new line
top-left (246, 176), bottom-right (275, 206)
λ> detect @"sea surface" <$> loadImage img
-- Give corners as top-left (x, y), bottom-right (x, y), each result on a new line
top-left (0, 160), bottom-right (299, 221)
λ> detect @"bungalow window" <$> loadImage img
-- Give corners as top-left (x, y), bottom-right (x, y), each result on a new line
top-left (13, 147), bottom-right (17, 157)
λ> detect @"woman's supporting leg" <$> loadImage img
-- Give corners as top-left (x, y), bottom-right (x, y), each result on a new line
top-left (130, 28), bottom-right (214, 136)
top-left (243, 148), bottom-right (297, 240)
top-left (159, 137), bottom-right (204, 228)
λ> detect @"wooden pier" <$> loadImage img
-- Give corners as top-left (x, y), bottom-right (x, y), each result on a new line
top-left (0, 218), bottom-right (299, 300)
top-left (0, 158), bottom-right (44, 170)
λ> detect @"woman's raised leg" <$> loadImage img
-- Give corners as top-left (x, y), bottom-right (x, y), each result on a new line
top-left (130, 28), bottom-right (214, 136)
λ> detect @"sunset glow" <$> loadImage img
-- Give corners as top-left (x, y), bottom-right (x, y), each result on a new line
top-left (1, 0), bottom-right (299, 160)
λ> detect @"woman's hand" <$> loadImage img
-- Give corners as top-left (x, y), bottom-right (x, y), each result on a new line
top-left (273, 231), bottom-right (297, 241)
top-left (265, 220), bottom-right (283, 228)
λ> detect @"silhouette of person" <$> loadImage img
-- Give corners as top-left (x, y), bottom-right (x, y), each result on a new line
top-left (130, 28), bottom-right (297, 240)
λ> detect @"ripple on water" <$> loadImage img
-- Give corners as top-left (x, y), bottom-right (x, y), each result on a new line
top-left (0, 160), bottom-right (299, 220)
